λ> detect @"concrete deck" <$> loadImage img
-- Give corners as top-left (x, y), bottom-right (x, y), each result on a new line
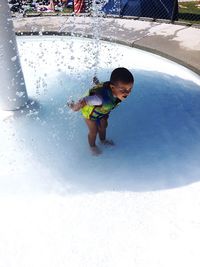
top-left (13, 16), bottom-right (200, 75)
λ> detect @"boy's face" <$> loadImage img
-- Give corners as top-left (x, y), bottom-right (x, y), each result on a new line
top-left (110, 81), bottom-right (133, 101)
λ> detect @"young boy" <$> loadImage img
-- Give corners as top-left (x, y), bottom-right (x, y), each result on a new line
top-left (68, 67), bottom-right (134, 155)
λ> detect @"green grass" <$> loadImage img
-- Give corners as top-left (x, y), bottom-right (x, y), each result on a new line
top-left (178, 1), bottom-right (200, 24)
top-left (25, 8), bottom-right (73, 17)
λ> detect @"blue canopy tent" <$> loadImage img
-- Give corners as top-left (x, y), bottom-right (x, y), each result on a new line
top-left (102, 0), bottom-right (178, 20)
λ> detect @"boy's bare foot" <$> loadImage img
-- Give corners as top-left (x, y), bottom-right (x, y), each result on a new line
top-left (101, 139), bottom-right (115, 146)
top-left (90, 146), bottom-right (102, 156)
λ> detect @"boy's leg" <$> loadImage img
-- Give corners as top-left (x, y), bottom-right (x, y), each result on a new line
top-left (85, 118), bottom-right (98, 147)
top-left (98, 116), bottom-right (114, 145)
top-left (98, 116), bottom-right (108, 142)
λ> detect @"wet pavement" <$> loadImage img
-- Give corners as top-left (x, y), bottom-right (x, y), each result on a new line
top-left (13, 16), bottom-right (200, 74)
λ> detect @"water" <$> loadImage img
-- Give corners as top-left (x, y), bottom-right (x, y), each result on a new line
top-left (1, 35), bottom-right (199, 193)
top-left (0, 36), bottom-right (200, 267)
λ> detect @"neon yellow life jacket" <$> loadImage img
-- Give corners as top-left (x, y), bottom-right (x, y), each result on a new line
top-left (81, 82), bottom-right (121, 120)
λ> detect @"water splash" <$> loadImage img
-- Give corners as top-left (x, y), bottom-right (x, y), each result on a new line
top-left (90, 1), bottom-right (105, 77)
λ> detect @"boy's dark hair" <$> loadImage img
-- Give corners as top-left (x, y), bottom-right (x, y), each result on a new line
top-left (110, 67), bottom-right (134, 84)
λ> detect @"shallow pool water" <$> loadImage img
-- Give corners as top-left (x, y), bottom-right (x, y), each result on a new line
top-left (1, 35), bottom-right (199, 193)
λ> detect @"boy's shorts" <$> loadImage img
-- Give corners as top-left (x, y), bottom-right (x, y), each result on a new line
top-left (95, 114), bottom-right (109, 126)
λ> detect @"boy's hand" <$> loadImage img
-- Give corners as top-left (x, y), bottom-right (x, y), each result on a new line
top-left (67, 100), bottom-right (80, 111)
top-left (93, 76), bottom-right (100, 85)
top-left (67, 99), bottom-right (86, 111)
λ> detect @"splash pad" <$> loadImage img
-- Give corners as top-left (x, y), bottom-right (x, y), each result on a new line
top-left (1, 35), bottom-right (200, 266)
top-left (1, 35), bottom-right (200, 192)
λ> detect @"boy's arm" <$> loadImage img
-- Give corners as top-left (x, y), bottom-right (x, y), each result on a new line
top-left (67, 98), bottom-right (86, 111)
top-left (67, 95), bottom-right (102, 112)
top-left (68, 76), bottom-right (102, 112)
